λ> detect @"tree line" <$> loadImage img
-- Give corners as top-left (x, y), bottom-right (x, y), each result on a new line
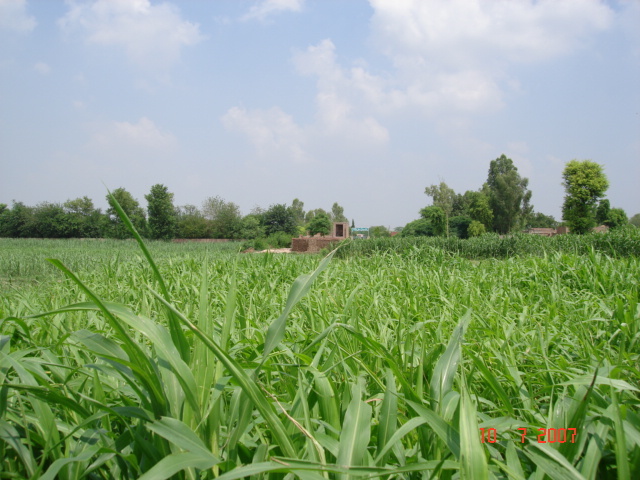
top-left (0, 186), bottom-right (350, 242)
top-left (1, 156), bottom-right (636, 242)
top-left (399, 155), bottom-right (635, 239)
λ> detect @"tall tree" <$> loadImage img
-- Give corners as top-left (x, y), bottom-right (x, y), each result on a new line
top-left (202, 196), bottom-right (242, 239)
top-left (146, 184), bottom-right (177, 240)
top-left (263, 204), bottom-right (297, 236)
top-left (486, 155), bottom-right (531, 234)
top-left (464, 191), bottom-right (493, 230)
top-left (307, 211), bottom-right (331, 236)
top-left (331, 202), bottom-right (348, 223)
top-left (561, 160), bottom-right (609, 234)
top-left (420, 206), bottom-right (446, 236)
top-left (424, 182), bottom-right (455, 236)
top-left (605, 208), bottom-right (627, 229)
top-left (290, 198), bottom-right (306, 226)
top-left (106, 188), bottom-right (147, 239)
top-left (595, 199), bottom-right (610, 225)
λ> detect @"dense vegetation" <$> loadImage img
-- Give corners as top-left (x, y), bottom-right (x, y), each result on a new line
top-left (1, 222), bottom-right (638, 478)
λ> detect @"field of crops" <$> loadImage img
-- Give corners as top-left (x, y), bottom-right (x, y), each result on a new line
top-left (1, 231), bottom-right (639, 479)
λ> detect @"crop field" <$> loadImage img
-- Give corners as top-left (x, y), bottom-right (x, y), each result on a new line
top-left (1, 231), bottom-right (639, 479)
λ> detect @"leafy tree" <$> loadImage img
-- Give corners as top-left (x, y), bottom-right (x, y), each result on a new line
top-left (240, 214), bottom-right (265, 239)
top-left (401, 218), bottom-right (433, 237)
top-left (595, 199), bottom-right (610, 225)
top-left (562, 160), bottom-right (609, 234)
top-left (304, 208), bottom-right (329, 223)
top-left (146, 184), bottom-right (177, 240)
top-left (465, 191), bottom-right (493, 229)
top-left (449, 215), bottom-right (472, 239)
top-left (630, 213), bottom-right (640, 228)
top-left (351, 219), bottom-right (355, 228)
top-left (420, 206), bottom-right (446, 236)
top-left (106, 188), bottom-right (147, 239)
top-left (425, 182), bottom-right (455, 236)
top-left (0, 201), bottom-right (35, 238)
top-left (307, 212), bottom-right (331, 236)
top-left (32, 202), bottom-right (70, 238)
top-left (605, 208), bottom-right (627, 229)
top-left (176, 205), bottom-right (211, 239)
top-left (369, 225), bottom-right (390, 238)
top-left (331, 202), bottom-right (348, 223)
top-left (486, 155), bottom-right (531, 234)
top-left (290, 198), bottom-right (306, 226)
top-left (202, 196), bottom-right (242, 239)
top-left (468, 220), bottom-right (486, 237)
top-left (263, 204), bottom-right (297, 236)
top-left (64, 196), bottom-right (104, 237)
top-left (527, 212), bottom-right (558, 229)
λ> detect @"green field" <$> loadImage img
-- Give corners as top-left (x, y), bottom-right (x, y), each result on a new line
top-left (1, 234), bottom-right (639, 479)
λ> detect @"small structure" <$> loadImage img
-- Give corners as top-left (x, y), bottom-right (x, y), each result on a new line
top-left (291, 222), bottom-right (350, 253)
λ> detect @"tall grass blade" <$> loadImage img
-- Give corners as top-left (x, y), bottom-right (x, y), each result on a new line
top-left (336, 377), bottom-right (372, 480)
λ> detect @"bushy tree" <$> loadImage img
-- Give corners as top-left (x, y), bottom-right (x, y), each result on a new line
top-left (176, 205), bottom-right (211, 239)
top-left (331, 202), bottom-right (348, 223)
top-left (263, 204), bottom-right (297, 236)
top-left (605, 208), bottom-right (628, 229)
top-left (304, 208), bottom-right (329, 223)
top-left (202, 196), bottom-right (242, 239)
top-left (527, 212), bottom-right (558, 229)
top-left (145, 184), bottom-right (177, 240)
top-left (64, 197), bottom-right (104, 237)
top-left (468, 220), bottom-right (486, 237)
top-left (240, 214), bottom-right (265, 239)
top-left (486, 155), bottom-right (531, 234)
top-left (425, 182), bottom-right (455, 236)
top-left (630, 213), bottom-right (640, 228)
top-left (420, 206), bottom-right (446, 236)
top-left (369, 225), bottom-right (390, 238)
top-left (106, 188), bottom-right (147, 239)
top-left (290, 198), bottom-right (305, 226)
top-left (595, 199), bottom-right (610, 225)
top-left (562, 160), bottom-right (608, 234)
top-left (0, 201), bottom-right (35, 237)
top-left (307, 211), bottom-right (331, 236)
top-left (32, 202), bottom-right (70, 238)
top-left (465, 191), bottom-right (493, 229)
top-left (449, 215), bottom-right (472, 239)
top-left (401, 218), bottom-right (433, 237)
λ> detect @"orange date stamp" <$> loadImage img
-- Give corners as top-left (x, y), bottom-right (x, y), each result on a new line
top-left (479, 427), bottom-right (578, 443)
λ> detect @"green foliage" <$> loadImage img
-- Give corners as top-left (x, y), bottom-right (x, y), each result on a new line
top-left (420, 206), bottom-right (446, 236)
top-left (1, 228), bottom-right (639, 478)
top-left (596, 199), bottom-right (611, 225)
top-left (290, 198), bottom-right (305, 226)
top-left (465, 191), bottom-right (493, 229)
top-left (331, 202), bottom-right (348, 223)
top-left (106, 188), bottom-right (147, 239)
top-left (240, 214), bottom-right (265, 240)
top-left (307, 211), bottom-right (331, 236)
top-left (606, 208), bottom-right (628, 229)
top-left (630, 213), bottom-right (640, 228)
top-left (425, 181), bottom-right (456, 235)
top-left (401, 218), bottom-right (433, 237)
top-left (263, 204), bottom-right (297, 236)
top-left (265, 231), bottom-right (293, 248)
top-left (486, 154), bottom-right (531, 234)
top-left (146, 184), bottom-right (177, 240)
top-left (449, 215), bottom-right (472, 239)
top-left (202, 196), bottom-right (243, 239)
top-left (562, 160), bottom-right (609, 234)
top-left (0, 201), bottom-right (35, 238)
top-left (369, 225), bottom-right (390, 238)
top-left (527, 211), bottom-right (558, 229)
top-left (176, 205), bottom-right (211, 239)
top-left (467, 220), bottom-right (486, 237)
top-left (64, 197), bottom-right (104, 238)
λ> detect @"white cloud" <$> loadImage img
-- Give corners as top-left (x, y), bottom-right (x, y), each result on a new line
top-left (222, 106), bottom-right (310, 163)
top-left (34, 61), bottom-right (51, 75)
top-left (366, 0), bottom-right (614, 114)
top-left (59, 0), bottom-right (204, 71)
top-left (92, 117), bottom-right (177, 150)
top-left (0, 0), bottom-right (36, 32)
top-left (242, 0), bottom-right (304, 22)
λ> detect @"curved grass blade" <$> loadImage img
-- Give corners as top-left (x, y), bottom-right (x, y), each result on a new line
top-left (336, 377), bottom-right (371, 480)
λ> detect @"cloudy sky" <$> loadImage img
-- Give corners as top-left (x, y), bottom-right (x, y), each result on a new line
top-left (1, 0), bottom-right (638, 228)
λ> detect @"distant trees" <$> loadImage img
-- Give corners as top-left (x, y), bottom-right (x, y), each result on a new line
top-left (419, 206), bottom-right (446, 237)
top-left (331, 202), bottom-right (348, 223)
top-left (486, 155), bottom-right (531, 234)
top-left (64, 197), bottom-right (103, 238)
top-left (605, 208), bottom-right (628, 229)
top-left (527, 212), bottom-right (558, 229)
top-left (146, 184), bottom-right (177, 240)
top-left (202, 196), bottom-right (242, 239)
top-left (106, 188), bottom-right (147, 239)
top-left (176, 205), bottom-right (211, 239)
top-left (263, 204), bottom-right (297, 236)
top-left (369, 225), bottom-right (390, 238)
top-left (424, 182), bottom-right (455, 236)
top-left (307, 211), bottom-right (331, 236)
top-left (630, 213), bottom-right (640, 228)
top-left (562, 160), bottom-right (609, 234)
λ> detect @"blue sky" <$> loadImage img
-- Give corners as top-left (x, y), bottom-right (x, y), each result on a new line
top-left (1, 0), bottom-right (638, 229)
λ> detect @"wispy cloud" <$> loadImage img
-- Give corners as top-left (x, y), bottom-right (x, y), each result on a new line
top-left (59, 0), bottom-right (204, 72)
top-left (241, 0), bottom-right (304, 22)
top-left (0, 0), bottom-right (36, 33)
